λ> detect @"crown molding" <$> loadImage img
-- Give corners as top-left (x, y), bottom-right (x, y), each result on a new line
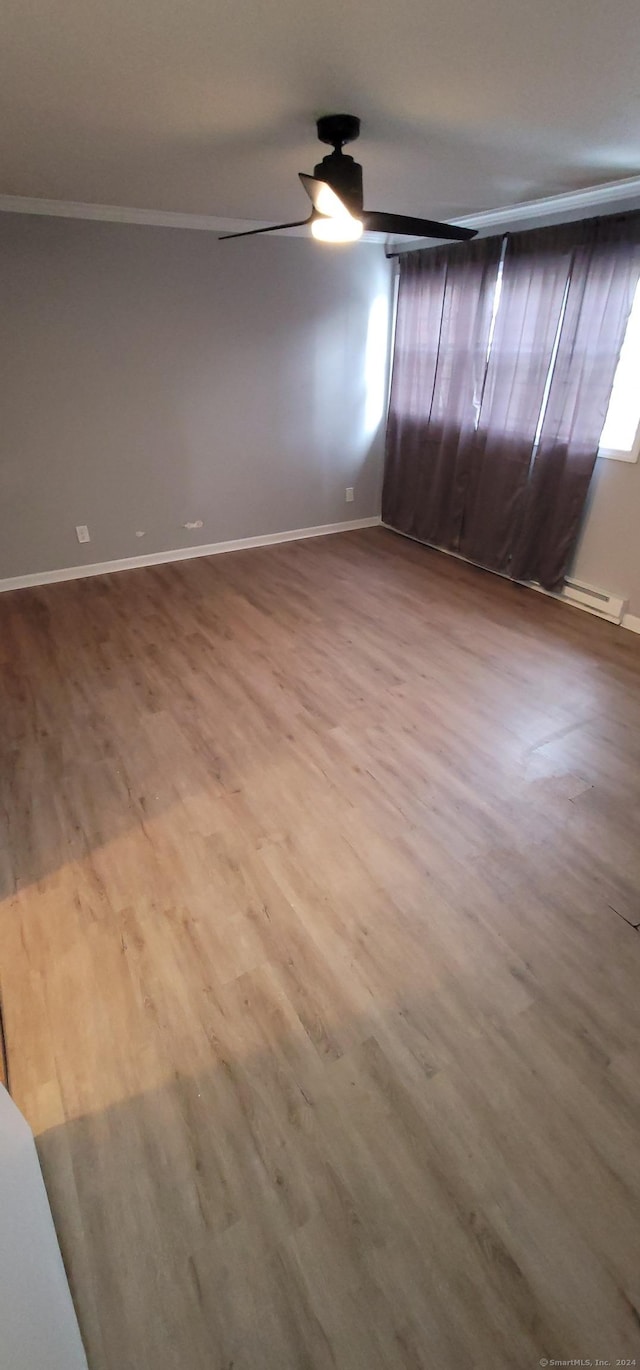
top-left (1, 173), bottom-right (640, 247)
top-left (462, 173), bottom-right (640, 229)
top-left (0, 194), bottom-right (261, 234)
top-left (0, 193), bottom-right (393, 242)
top-left (392, 174), bottom-right (640, 252)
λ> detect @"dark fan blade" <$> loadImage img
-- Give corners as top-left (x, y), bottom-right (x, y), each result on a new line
top-left (219, 216), bottom-right (311, 241)
top-left (298, 173), bottom-right (349, 217)
top-left (363, 210), bottom-right (476, 241)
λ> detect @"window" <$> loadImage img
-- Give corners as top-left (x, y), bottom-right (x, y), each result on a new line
top-left (598, 275), bottom-right (640, 462)
top-left (385, 224), bottom-right (639, 586)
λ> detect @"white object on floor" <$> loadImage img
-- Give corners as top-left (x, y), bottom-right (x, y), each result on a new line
top-left (0, 1084), bottom-right (87, 1370)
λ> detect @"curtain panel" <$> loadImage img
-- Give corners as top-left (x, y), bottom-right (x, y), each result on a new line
top-left (510, 213), bottom-right (640, 586)
top-left (457, 222), bottom-right (580, 575)
top-left (382, 209), bottom-right (640, 590)
top-left (382, 236), bottom-right (501, 549)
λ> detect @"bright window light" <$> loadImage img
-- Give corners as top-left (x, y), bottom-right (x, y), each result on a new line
top-left (599, 275), bottom-right (640, 462)
top-left (364, 293), bottom-right (390, 433)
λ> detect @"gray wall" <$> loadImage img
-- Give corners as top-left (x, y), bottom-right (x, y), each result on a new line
top-left (2, 210), bottom-right (637, 618)
top-left (0, 214), bottom-right (392, 579)
top-left (572, 456), bottom-right (640, 618)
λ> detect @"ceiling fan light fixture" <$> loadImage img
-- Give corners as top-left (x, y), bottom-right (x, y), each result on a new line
top-left (219, 115), bottom-right (477, 244)
top-left (311, 216), bottom-right (363, 243)
top-left (313, 181), bottom-right (353, 219)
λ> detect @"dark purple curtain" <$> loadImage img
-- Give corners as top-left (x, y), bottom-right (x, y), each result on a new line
top-left (383, 210), bottom-right (640, 589)
top-left (382, 236), bottom-right (501, 546)
top-left (510, 213), bottom-right (640, 588)
top-left (458, 224), bottom-right (579, 572)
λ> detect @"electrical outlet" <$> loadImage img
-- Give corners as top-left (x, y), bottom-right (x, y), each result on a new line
top-left (76, 525), bottom-right (90, 543)
top-left (183, 520), bottom-right (203, 530)
top-left (345, 487), bottom-right (354, 503)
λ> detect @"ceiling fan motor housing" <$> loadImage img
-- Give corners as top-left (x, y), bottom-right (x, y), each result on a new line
top-left (313, 151), bottom-right (364, 215)
top-left (314, 114), bottom-right (364, 215)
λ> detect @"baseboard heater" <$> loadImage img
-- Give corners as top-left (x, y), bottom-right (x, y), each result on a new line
top-left (555, 577), bottom-right (626, 624)
top-left (382, 524), bottom-right (627, 627)
top-left (383, 523), bottom-right (627, 627)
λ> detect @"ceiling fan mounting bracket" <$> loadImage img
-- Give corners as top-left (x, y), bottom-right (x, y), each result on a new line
top-left (316, 114), bottom-right (361, 151)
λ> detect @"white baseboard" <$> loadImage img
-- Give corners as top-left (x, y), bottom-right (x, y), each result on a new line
top-left (0, 517), bottom-right (381, 594)
top-left (622, 612), bottom-right (640, 635)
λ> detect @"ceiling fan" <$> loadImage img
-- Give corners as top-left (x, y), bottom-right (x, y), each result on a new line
top-left (220, 114), bottom-right (477, 245)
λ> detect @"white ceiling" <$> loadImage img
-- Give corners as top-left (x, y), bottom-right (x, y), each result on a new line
top-left (1, 0), bottom-right (640, 226)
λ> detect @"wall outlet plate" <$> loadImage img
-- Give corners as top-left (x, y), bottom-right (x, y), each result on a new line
top-left (75, 525), bottom-right (90, 543)
top-left (345, 487), bottom-right (354, 503)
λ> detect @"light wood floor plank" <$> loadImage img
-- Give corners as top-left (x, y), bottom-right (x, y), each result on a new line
top-left (1, 527), bottom-right (640, 1368)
